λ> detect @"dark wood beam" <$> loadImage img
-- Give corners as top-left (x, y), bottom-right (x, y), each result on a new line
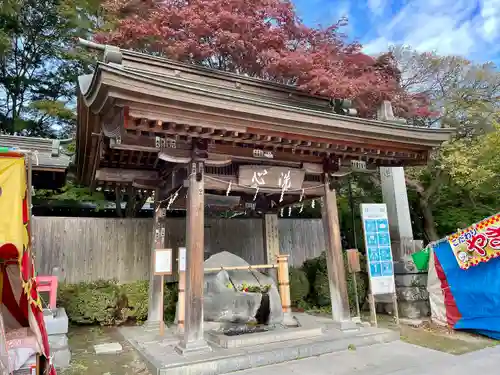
top-left (114, 131), bottom-right (425, 165)
top-left (246, 127), bottom-right (427, 152)
top-left (132, 179), bottom-right (163, 189)
top-left (95, 168), bottom-right (159, 182)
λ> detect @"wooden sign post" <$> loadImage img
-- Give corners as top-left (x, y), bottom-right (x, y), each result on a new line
top-left (154, 248), bottom-right (173, 336)
top-left (346, 249), bottom-right (361, 319)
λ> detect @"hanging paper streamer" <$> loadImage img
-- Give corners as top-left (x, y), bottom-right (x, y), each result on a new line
top-left (288, 206), bottom-right (292, 217)
top-left (311, 199), bottom-right (316, 209)
top-left (299, 203), bottom-right (304, 213)
top-left (167, 187), bottom-right (181, 211)
top-left (226, 181), bottom-right (232, 196)
top-left (299, 189), bottom-right (304, 202)
top-left (280, 208), bottom-right (284, 217)
top-left (253, 186), bottom-right (259, 201)
top-left (278, 170), bottom-right (291, 203)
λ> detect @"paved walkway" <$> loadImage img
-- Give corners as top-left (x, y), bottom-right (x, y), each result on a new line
top-left (230, 340), bottom-right (499, 375)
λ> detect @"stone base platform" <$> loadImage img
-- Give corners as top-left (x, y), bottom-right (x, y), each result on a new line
top-left (119, 314), bottom-right (399, 375)
top-left (207, 324), bottom-right (323, 349)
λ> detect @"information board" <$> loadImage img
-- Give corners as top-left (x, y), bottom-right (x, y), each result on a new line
top-left (154, 248), bottom-right (173, 275)
top-left (361, 203), bottom-right (396, 295)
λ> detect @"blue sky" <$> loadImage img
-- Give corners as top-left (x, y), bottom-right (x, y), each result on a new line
top-left (292, 0), bottom-right (500, 65)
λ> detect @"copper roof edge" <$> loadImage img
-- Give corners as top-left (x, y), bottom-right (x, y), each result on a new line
top-left (77, 39), bottom-right (455, 144)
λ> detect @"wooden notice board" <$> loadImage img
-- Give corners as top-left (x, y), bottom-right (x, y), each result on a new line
top-left (154, 248), bottom-right (173, 275)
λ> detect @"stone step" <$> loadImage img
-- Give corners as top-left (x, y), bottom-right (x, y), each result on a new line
top-left (52, 347), bottom-right (71, 368)
top-left (206, 325), bottom-right (323, 349)
top-left (156, 329), bottom-right (399, 375)
top-left (94, 342), bottom-right (123, 355)
top-left (395, 274), bottom-right (428, 287)
top-left (43, 308), bottom-right (68, 335)
top-left (48, 333), bottom-right (68, 351)
top-left (376, 287), bottom-right (429, 303)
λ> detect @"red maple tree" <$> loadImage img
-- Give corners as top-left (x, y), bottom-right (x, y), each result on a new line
top-left (95, 0), bottom-right (422, 117)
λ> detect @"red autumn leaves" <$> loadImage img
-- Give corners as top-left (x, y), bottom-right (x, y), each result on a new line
top-left (96, 0), bottom-right (427, 118)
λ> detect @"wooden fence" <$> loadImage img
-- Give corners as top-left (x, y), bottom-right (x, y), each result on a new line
top-left (32, 217), bottom-right (326, 283)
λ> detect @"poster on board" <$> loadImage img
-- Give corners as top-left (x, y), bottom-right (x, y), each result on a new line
top-left (154, 248), bottom-right (173, 275)
top-left (360, 203), bottom-right (396, 295)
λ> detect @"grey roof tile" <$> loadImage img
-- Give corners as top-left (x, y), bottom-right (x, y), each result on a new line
top-left (0, 135), bottom-right (72, 170)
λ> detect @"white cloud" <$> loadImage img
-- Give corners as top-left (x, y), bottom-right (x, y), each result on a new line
top-left (481, 0), bottom-right (500, 41)
top-left (367, 0), bottom-right (386, 16)
top-left (361, 0), bottom-right (500, 63)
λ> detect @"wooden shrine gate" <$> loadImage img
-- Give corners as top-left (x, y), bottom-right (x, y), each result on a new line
top-left (75, 39), bottom-right (453, 354)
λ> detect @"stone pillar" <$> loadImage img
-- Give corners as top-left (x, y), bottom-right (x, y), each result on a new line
top-left (145, 190), bottom-right (165, 330)
top-left (176, 160), bottom-right (210, 354)
top-left (321, 180), bottom-right (351, 324)
top-left (380, 166), bottom-right (414, 260)
top-left (44, 308), bottom-right (71, 368)
top-left (377, 101), bottom-right (430, 319)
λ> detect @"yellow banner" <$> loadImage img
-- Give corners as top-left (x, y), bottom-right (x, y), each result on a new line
top-left (448, 213), bottom-right (500, 270)
top-left (0, 157), bottom-right (26, 259)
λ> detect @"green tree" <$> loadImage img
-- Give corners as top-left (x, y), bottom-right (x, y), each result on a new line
top-left (384, 47), bottom-right (500, 241)
top-left (390, 45), bottom-right (500, 133)
top-left (0, 0), bottom-right (106, 137)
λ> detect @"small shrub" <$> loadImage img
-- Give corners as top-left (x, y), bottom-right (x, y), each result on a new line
top-left (59, 280), bottom-right (125, 325)
top-left (59, 280), bottom-right (179, 326)
top-left (289, 267), bottom-right (310, 306)
top-left (302, 253), bottom-right (327, 286)
top-left (300, 251), bottom-right (369, 313)
top-left (346, 270), bottom-right (368, 313)
top-left (313, 271), bottom-right (331, 306)
top-left (163, 282), bottom-right (178, 323)
top-left (121, 280), bottom-right (149, 323)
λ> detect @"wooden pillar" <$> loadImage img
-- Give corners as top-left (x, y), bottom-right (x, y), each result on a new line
top-left (176, 160), bottom-right (210, 354)
top-left (321, 179), bottom-right (351, 322)
top-left (146, 190), bottom-right (165, 329)
top-left (177, 270), bottom-right (186, 333)
top-left (177, 247), bottom-right (186, 334)
top-left (277, 254), bottom-right (293, 323)
top-left (263, 213), bottom-right (279, 283)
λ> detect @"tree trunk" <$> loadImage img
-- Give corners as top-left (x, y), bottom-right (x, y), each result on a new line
top-left (405, 170), bottom-right (444, 243)
top-left (419, 200), bottom-right (439, 241)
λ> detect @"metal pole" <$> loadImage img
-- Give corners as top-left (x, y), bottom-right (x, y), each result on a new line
top-left (348, 176), bottom-right (358, 249)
